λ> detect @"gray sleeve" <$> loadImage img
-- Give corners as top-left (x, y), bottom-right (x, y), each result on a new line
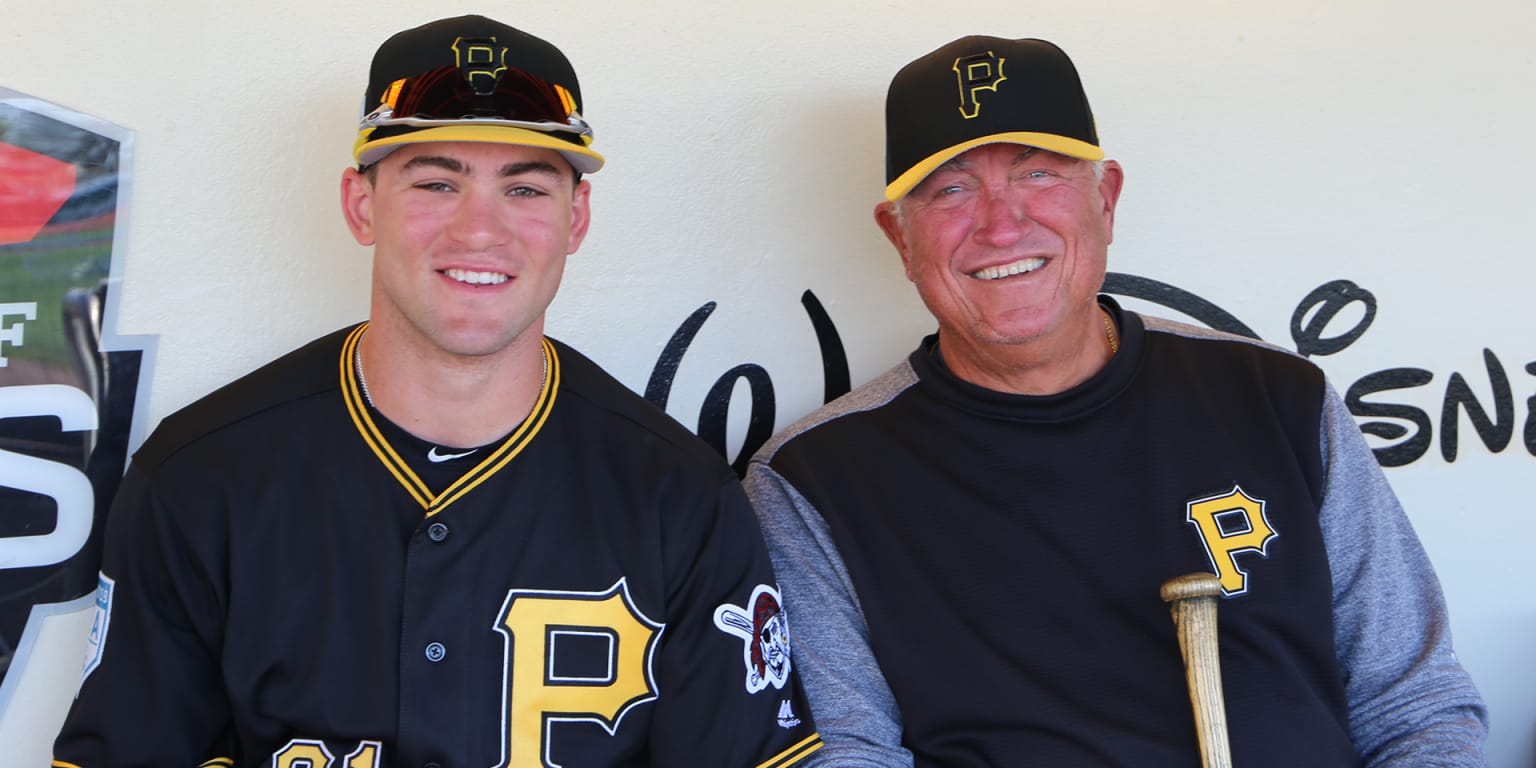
top-left (744, 461), bottom-right (915, 768)
top-left (1318, 383), bottom-right (1489, 765)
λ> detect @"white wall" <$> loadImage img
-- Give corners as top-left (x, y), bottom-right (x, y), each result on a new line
top-left (4, 1), bottom-right (1532, 765)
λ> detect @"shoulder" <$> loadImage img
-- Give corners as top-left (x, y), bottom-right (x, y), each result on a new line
top-left (751, 357), bottom-right (919, 466)
top-left (133, 325), bottom-right (358, 471)
top-left (1133, 312), bottom-right (1331, 461)
top-left (546, 337), bottom-right (736, 479)
top-left (1138, 312), bottom-right (1325, 387)
top-left (1141, 312), bottom-right (1300, 355)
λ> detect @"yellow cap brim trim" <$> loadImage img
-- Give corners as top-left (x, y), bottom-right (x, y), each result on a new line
top-left (354, 125), bottom-right (604, 173)
top-left (884, 131), bottom-right (1103, 202)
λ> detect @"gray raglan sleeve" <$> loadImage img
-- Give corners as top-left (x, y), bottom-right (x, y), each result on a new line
top-left (1318, 382), bottom-right (1489, 765)
top-left (743, 460), bottom-right (915, 768)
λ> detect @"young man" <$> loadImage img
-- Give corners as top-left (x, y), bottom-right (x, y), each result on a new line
top-left (746, 35), bottom-right (1486, 766)
top-left (53, 15), bottom-right (821, 767)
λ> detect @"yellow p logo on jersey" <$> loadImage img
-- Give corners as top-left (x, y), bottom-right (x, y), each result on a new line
top-left (1185, 485), bottom-right (1278, 595)
top-left (493, 579), bottom-right (662, 767)
top-left (952, 52), bottom-right (1007, 119)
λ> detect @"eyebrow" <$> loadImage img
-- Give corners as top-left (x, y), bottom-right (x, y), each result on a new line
top-left (401, 155), bottom-right (465, 174)
top-left (1008, 147), bottom-right (1042, 166)
top-left (498, 160), bottom-right (565, 179)
top-left (399, 155), bottom-right (568, 180)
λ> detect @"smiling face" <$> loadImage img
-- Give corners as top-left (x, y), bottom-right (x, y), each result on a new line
top-left (876, 143), bottom-right (1123, 391)
top-left (341, 140), bottom-right (590, 362)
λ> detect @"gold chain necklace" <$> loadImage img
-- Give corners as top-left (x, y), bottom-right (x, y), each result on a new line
top-left (1102, 311), bottom-right (1120, 355)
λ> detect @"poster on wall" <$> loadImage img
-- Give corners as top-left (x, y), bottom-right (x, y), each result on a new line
top-left (0, 88), bottom-right (150, 716)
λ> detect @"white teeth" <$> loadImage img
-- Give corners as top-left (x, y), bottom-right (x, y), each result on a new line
top-left (970, 257), bottom-right (1046, 280)
top-left (444, 268), bottom-right (510, 285)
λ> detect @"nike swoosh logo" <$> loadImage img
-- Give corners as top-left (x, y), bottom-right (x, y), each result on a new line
top-left (427, 446), bottom-right (477, 463)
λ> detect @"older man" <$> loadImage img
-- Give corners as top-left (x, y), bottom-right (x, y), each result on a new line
top-left (746, 36), bottom-right (1486, 766)
top-left (52, 15), bottom-right (821, 767)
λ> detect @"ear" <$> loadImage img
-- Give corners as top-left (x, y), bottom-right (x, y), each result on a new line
top-left (874, 200), bottom-right (917, 281)
top-left (340, 168), bottom-right (376, 246)
top-left (1096, 160), bottom-right (1125, 245)
top-left (566, 179), bottom-right (592, 254)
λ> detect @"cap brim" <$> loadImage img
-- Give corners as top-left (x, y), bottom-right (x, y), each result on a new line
top-left (884, 131), bottom-right (1103, 202)
top-left (354, 124), bottom-right (605, 173)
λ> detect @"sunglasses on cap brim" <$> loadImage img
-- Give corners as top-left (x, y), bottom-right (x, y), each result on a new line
top-left (359, 65), bottom-right (593, 142)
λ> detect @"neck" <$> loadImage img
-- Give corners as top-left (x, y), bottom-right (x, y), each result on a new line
top-left (356, 322), bottom-right (548, 448)
top-left (937, 307), bottom-right (1118, 396)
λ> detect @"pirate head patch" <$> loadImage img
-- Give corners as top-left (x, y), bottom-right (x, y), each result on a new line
top-left (713, 584), bottom-right (792, 694)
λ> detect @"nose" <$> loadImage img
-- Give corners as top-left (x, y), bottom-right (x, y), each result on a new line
top-left (971, 188), bottom-right (1028, 248)
top-left (445, 187), bottom-right (510, 250)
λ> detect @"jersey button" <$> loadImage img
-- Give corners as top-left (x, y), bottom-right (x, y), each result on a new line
top-left (427, 522), bottom-right (450, 542)
top-left (424, 642), bottom-right (447, 663)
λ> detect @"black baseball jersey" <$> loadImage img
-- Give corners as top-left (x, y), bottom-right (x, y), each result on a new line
top-left (747, 299), bottom-right (1485, 766)
top-left (53, 323), bottom-right (822, 767)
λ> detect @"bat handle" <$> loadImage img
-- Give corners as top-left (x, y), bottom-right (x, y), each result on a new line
top-left (1161, 573), bottom-right (1233, 768)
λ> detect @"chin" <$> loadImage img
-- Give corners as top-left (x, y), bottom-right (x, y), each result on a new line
top-left (431, 325), bottom-right (527, 358)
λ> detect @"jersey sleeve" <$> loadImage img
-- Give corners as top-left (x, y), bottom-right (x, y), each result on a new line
top-left (52, 462), bottom-right (233, 767)
top-left (743, 461), bottom-right (914, 768)
top-left (646, 476), bottom-right (823, 767)
top-left (1316, 383), bottom-right (1489, 765)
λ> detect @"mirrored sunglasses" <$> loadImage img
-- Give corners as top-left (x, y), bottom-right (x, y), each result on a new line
top-left (359, 65), bottom-right (593, 140)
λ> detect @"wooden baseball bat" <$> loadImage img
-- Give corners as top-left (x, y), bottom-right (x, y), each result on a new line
top-left (1160, 572), bottom-right (1233, 768)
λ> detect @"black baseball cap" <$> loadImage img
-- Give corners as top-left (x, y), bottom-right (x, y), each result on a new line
top-left (353, 15), bottom-right (604, 173)
top-left (884, 36), bottom-right (1101, 201)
